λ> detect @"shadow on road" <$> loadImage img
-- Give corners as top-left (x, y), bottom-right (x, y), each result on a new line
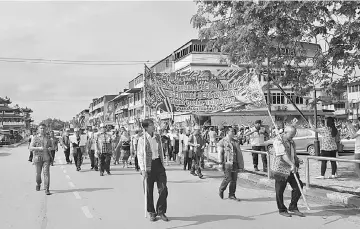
top-left (0, 153), bottom-right (11, 157)
top-left (303, 204), bottom-right (360, 218)
top-left (167, 214), bottom-right (254, 228)
top-left (168, 180), bottom-right (205, 184)
top-left (240, 196), bottom-right (290, 202)
top-left (52, 187), bottom-right (113, 194)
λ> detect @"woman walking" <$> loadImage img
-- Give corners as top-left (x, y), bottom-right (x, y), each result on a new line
top-left (112, 131), bottom-right (121, 165)
top-left (313, 117), bottom-right (340, 179)
top-left (118, 130), bottom-right (131, 168)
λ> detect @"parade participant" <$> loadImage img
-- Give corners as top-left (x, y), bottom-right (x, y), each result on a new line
top-left (178, 129), bottom-right (183, 165)
top-left (118, 130), bottom-right (131, 168)
top-left (208, 127), bottom-right (217, 154)
top-left (60, 128), bottom-right (71, 164)
top-left (137, 119), bottom-right (169, 222)
top-left (132, 129), bottom-right (142, 171)
top-left (28, 130), bottom-right (35, 162)
top-left (112, 130), bottom-right (121, 165)
top-left (312, 117), bottom-right (340, 179)
top-left (29, 124), bottom-right (52, 195)
top-left (180, 127), bottom-right (192, 170)
top-left (70, 128), bottom-right (83, 171)
top-left (189, 127), bottom-right (206, 178)
top-left (49, 130), bottom-right (59, 166)
top-left (96, 124), bottom-right (113, 176)
top-left (245, 120), bottom-right (268, 172)
top-left (80, 129), bottom-right (88, 160)
top-left (218, 127), bottom-right (244, 201)
top-left (88, 127), bottom-right (99, 171)
top-left (273, 126), bottom-right (304, 217)
top-left (161, 129), bottom-right (171, 166)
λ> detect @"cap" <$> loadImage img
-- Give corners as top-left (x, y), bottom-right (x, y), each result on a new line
top-left (255, 120), bottom-right (262, 124)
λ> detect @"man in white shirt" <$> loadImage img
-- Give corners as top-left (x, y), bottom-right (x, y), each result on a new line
top-left (69, 128), bottom-right (84, 171)
top-left (245, 120), bottom-right (268, 172)
top-left (137, 119), bottom-right (169, 222)
top-left (87, 127), bottom-right (99, 171)
top-left (180, 128), bottom-right (192, 170)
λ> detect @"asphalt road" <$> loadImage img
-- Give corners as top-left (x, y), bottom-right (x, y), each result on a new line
top-left (0, 145), bottom-right (359, 229)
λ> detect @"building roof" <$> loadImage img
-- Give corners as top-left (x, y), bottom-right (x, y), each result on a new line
top-left (110, 93), bottom-right (130, 102)
top-left (0, 106), bottom-right (19, 112)
top-left (0, 97), bottom-right (11, 104)
top-left (125, 88), bottom-right (142, 94)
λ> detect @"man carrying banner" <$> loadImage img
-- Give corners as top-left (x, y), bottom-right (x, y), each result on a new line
top-left (272, 126), bottom-right (305, 217)
top-left (137, 119), bottom-right (169, 222)
top-left (218, 127), bottom-right (244, 201)
top-left (188, 127), bottom-right (206, 179)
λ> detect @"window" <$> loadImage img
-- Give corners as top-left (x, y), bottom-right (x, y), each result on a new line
top-left (296, 129), bottom-right (312, 138)
top-left (271, 93), bottom-right (285, 104)
top-left (334, 103), bottom-right (345, 110)
top-left (165, 59), bottom-right (169, 67)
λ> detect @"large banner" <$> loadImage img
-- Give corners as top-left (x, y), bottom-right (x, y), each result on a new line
top-left (144, 66), bottom-right (267, 113)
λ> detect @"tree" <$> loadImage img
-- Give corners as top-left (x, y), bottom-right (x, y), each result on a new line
top-left (191, 1), bottom-right (360, 96)
top-left (39, 118), bottom-right (69, 131)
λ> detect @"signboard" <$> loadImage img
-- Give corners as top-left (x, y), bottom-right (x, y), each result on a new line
top-left (144, 67), bottom-right (267, 113)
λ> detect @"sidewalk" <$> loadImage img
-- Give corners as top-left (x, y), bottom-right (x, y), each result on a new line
top-left (1, 138), bottom-right (29, 148)
top-left (204, 144), bottom-right (360, 208)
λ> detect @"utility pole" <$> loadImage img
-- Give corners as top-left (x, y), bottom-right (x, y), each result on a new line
top-left (313, 88), bottom-right (320, 156)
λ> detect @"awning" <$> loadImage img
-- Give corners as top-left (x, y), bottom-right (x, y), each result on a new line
top-left (125, 88), bottom-right (142, 94)
top-left (110, 93), bottom-right (130, 102)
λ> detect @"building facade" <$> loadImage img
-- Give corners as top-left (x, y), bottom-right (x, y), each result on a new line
top-left (0, 96), bottom-right (33, 130)
top-left (347, 79), bottom-right (360, 121)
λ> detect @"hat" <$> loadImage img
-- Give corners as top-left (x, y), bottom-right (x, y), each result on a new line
top-left (255, 120), bottom-right (262, 124)
top-left (74, 128), bottom-right (79, 131)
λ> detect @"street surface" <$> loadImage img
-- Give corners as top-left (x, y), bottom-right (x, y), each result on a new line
top-left (0, 145), bottom-right (359, 229)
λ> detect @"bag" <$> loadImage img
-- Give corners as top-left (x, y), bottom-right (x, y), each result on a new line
top-left (121, 140), bottom-right (131, 150)
top-left (270, 140), bottom-right (292, 180)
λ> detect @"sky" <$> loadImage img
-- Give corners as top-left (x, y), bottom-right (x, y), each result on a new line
top-left (0, 1), bottom-right (198, 123)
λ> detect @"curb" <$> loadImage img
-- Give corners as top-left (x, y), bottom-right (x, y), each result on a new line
top-left (205, 158), bottom-right (360, 208)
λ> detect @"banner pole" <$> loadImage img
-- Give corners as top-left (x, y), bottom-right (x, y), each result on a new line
top-left (143, 64), bottom-right (148, 218)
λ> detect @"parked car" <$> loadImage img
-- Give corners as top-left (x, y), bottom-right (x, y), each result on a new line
top-left (265, 128), bottom-right (356, 155)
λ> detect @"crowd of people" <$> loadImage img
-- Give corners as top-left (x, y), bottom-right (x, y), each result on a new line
top-left (26, 116), bottom-right (359, 220)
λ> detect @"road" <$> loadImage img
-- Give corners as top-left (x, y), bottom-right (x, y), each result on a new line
top-left (0, 145), bottom-right (359, 229)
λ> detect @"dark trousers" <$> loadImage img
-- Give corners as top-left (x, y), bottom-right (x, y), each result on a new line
top-left (64, 148), bottom-right (71, 163)
top-left (29, 150), bottom-right (33, 161)
top-left (252, 146), bottom-right (267, 169)
top-left (191, 155), bottom-right (202, 177)
top-left (50, 150), bottom-right (56, 164)
top-left (219, 165), bottom-right (238, 197)
top-left (73, 148), bottom-right (83, 169)
top-left (99, 153), bottom-right (111, 173)
top-left (320, 150), bottom-right (337, 176)
top-left (89, 150), bottom-right (98, 169)
top-left (134, 156), bottom-right (139, 171)
top-left (183, 150), bottom-right (192, 170)
top-left (145, 158), bottom-right (168, 214)
top-left (275, 172), bottom-right (303, 212)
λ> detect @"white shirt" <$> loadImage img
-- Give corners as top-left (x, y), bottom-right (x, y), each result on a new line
top-left (209, 131), bottom-right (217, 142)
top-left (146, 132), bottom-right (159, 159)
top-left (250, 127), bottom-right (265, 146)
top-left (180, 134), bottom-right (190, 151)
top-left (274, 138), bottom-right (295, 163)
top-left (79, 134), bottom-right (87, 146)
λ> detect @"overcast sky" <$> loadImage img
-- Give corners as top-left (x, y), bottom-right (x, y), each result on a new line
top-left (0, 1), bottom-right (198, 123)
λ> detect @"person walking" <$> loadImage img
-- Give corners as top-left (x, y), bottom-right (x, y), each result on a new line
top-left (189, 127), bottom-right (206, 179)
top-left (137, 119), bottom-right (169, 222)
top-left (132, 129), bottom-right (142, 171)
top-left (29, 124), bottom-right (52, 195)
top-left (28, 130), bottom-right (35, 162)
top-left (69, 128), bottom-right (83, 171)
top-left (87, 127), bottom-right (99, 171)
top-left (96, 124), bottom-right (113, 176)
top-left (218, 127), bottom-right (244, 201)
top-left (161, 129), bottom-right (171, 166)
top-left (112, 131), bottom-right (121, 165)
top-left (60, 128), bottom-right (71, 164)
top-left (180, 128), bottom-right (192, 170)
top-left (313, 117), bottom-right (340, 179)
top-left (272, 126), bottom-right (304, 217)
top-left (118, 130), bottom-right (131, 168)
top-left (49, 130), bottom-right (59, 166)
top-left (245, 120), bottom-right (268, 172)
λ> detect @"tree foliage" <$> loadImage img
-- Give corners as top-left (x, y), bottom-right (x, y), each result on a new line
top-left (191, 1), bottom-right (360, 96)
top-left (39, 118), bottom-right (69, 131)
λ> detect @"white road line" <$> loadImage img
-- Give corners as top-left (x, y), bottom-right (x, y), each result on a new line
top-left (81, 206), bottom-right (93, 219)
top-left (65, 175), bottom-right (71, 180)
top-left (73, 191), bottom-right (81, 199)
top-left (63, 169), bottom-right (67, 174)
top-left (68, 182), bottom-right (75, 188)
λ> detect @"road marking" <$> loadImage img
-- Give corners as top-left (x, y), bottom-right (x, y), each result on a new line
top-left (81, 206), bottom-right (93, 218)
top-left (65, 175), bottom-right (71, 180)
top-left (73, 191), bottom-right (81, 199)
top-left (68, 182), bottom-right (75, 188)
top-left (63, 169), bottom-right (67, 174)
